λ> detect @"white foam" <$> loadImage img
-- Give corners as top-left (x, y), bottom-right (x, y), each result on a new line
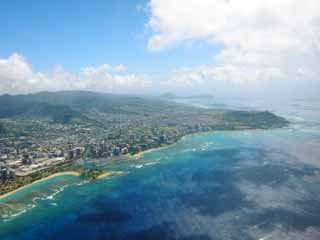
top-left (259, 234), bottom-right (273, 240)
top-left (3, 185), bottom-right (71, 221)
top-left (182, 148), bottom-right (194, 153)
top-left (32, 197), bottom-right (42, 202)
top-left (77, 180), bottom-right (89, 186)
top-left (10, 209), bottom-right (27, 218)
top-left (145, 162), bottom-right (158, 166)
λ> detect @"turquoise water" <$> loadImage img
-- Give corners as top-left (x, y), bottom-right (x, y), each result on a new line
top-left (0, 99), bottom-right (320, 239)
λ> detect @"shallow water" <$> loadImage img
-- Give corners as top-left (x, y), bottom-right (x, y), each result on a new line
top-left (0, 98), bottom-right (319, 240)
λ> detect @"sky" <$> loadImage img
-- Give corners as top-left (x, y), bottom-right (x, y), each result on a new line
top-left (0, 0), bottom-right (319, 99)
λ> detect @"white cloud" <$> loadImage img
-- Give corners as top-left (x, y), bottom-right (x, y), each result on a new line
top-left (0, 53), bottom-right (151, 94)
top-left (0, 54), bottom-right (33, 80)
top-left (112, 64), bottom-right (126, 73)
top-left (147, 0), bottom-right (320, 90)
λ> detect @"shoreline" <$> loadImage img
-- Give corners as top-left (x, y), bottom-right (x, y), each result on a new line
top-left (126, 127), bottom-right (283, 160)
top-left (97, 171), bottom-right (127, 179)
top-left (88, 144), bottom-right (179, 168)
top-left (0, 171), bottom-right (80, 202)
top-left (0, 127), bottom-right (286, 203)
top-left (87, 127), bottom-right (283, 165)
top-left (130, 143), bottom-right (177, 160)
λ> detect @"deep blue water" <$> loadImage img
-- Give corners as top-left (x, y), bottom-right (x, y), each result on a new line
top-left (1, 98), bottom-right (320, 240)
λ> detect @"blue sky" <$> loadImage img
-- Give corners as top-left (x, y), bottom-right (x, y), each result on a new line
top-left (0, 0), bottom-right (318, 98)
top-left (0, 0), bottom-right (218, 74)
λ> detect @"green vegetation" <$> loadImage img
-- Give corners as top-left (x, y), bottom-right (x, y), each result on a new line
top-left (0, 91), bottom-right (289, 197)
top-left (0, 162), bottom-right (74, 195)
top-left (79, 169), bottom-right (103, 180)
top-left (0, 91), bottom-right (178, 122)
top-left (221, 110), bottom-right (289, 129)
top-left (0, 91), bottom-right (288, 130)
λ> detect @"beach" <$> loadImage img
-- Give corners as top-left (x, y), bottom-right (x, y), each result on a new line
top-left (131, 143), bottom-right (177, 160)
top-left (1, 137), bottom-right (192, 203)
top-left (0, 170), bottom-right (127, 202)
top-left (97, 171), bottom-right (127, 179)
top-left (0, 146), bottom-right (164, 202)
top-left (0, 171), bottom-right (80, 202)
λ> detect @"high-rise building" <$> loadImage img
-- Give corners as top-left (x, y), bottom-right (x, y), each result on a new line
top-left (73, 148), bottom-right (81, 159)
top-left (1, 166), bottom-right (8, 183)
top-left (66, 149), bottom-right (73, 160)
top-left (112, 147), bottom-right (120, 156)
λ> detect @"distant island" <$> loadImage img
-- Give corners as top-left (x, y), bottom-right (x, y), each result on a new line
top-left (0, 91), bottom-right (288, 198)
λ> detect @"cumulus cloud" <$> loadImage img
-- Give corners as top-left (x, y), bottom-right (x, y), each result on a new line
top-left (0, 53), bottom-right (151, 94)
top-left (147, 0), bottom-right (320, 92)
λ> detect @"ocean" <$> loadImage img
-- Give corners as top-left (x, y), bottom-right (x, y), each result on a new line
top-left (0, 98), bottom-right (320, 240)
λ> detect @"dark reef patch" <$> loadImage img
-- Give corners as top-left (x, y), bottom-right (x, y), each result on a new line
top-left (76, 209), bottom-right (131, 224)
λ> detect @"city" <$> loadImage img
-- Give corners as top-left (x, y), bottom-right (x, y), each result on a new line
top-left (1, 0), bottom-right (319, 238)
top-left (0, 91), bottom-right (288, 195)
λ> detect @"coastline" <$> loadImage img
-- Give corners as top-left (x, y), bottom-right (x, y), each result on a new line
top-left (96, 143), bottom-right (179, 165)
top-left (97, 171), bottom-right (127, 179)
top-left (131, 143), bottom-right (178, 160)
top-left (127, 127), bottom-right (282, 160)
top-left (0, 127), bottom-right (286, 203)
top-left (90, 127), bottom-right (281, 165)
top-left (0, 171), bottom-right (80, 202)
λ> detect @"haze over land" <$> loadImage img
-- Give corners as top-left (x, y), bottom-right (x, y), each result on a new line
top-left (1, 1), bottom-right (320, 240)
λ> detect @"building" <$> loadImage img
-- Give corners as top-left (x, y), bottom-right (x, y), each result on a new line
top-left (112, 147), bottom-right (120, 156)
top-left (1, 166), bottom-right (8, 183)
top-left (66, 149), bottom-right (73, 160)
top-left (73, 148), bottom-right (81, 159)
top-left (121, 147), bottom-right (128, 155)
